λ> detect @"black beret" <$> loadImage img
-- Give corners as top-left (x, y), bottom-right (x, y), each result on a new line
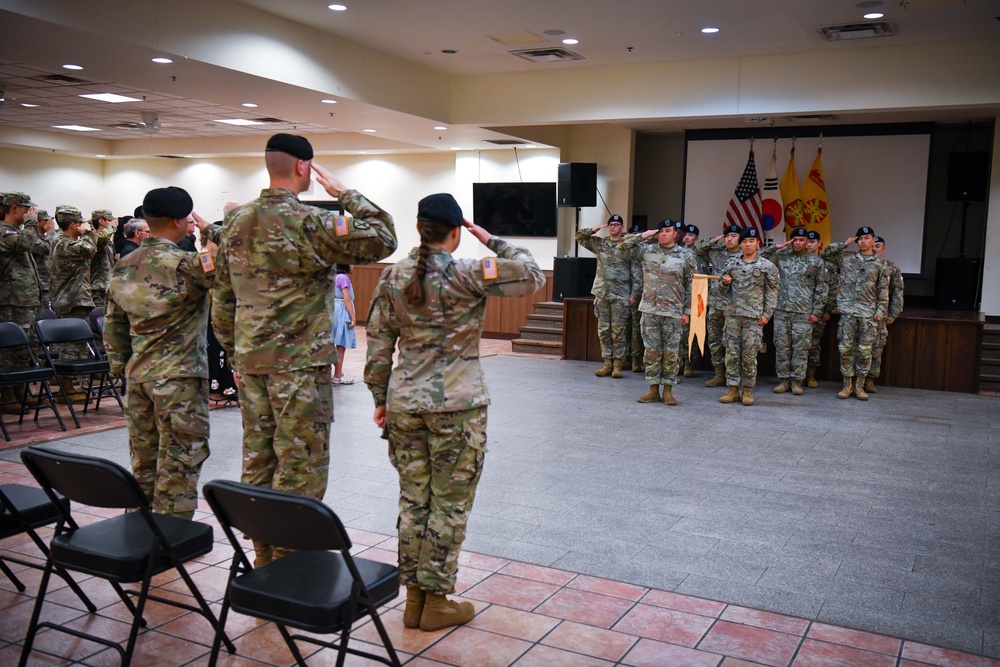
top-left (629, 224), bottom-right (641, 234)
top-left (790, 227), bottom-right (808, 238)
top-left (142, 186), bottom-right (193, 220)
top-left (739, 227), bottom-right (759, 241)
top-left (265, 133), bottom-right (314, 161)
top-left (685, 224), bottom-right (699, 236)
top-left (417, 193), bottom-right (463, 228)
top-left (806, 230), bottom-right (821, 240)
top-left (608, 214), bottom-right (623, 224)
top-left (874, 236), bottom-right (885, 244)
top-left (673, 220), bottom-right (685, 230)
top-left (723, 224), bottom-right (741, 235)
top-left (657, 218), bottom-right (674, 230)
top-left (855, 226), bottom-right (875, 238)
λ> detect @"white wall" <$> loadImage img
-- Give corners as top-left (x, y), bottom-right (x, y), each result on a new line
top-left (0, 148), bottom-right (105, 215)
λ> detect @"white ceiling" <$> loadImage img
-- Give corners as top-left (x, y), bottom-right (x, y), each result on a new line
top-left (0, 0), bottom-right (996, 158)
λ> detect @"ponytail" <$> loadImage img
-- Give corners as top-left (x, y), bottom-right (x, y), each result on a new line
top-left (404, 220), bottom-right (453, 307)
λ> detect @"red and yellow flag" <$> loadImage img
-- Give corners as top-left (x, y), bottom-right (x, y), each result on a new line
top-left (800, 147), bottom-right (831, 246)
top-left (689, 274), bottom-right (710, 356)
top-left (780, 144), bottom-right (803, 238)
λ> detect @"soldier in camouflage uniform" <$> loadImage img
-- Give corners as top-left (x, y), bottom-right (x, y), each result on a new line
top-left (624, 223), bottom-right (644, 371)
top-left (694, 224), bottom-right (743, 387)
top-left (619, 220), bottom-right (695, 405)
top-left (0, 192), bottom-right (41, 408)
top-left (104, 187), bottom-right (216, 519)
top-left (677, 223), bottom-right (705, 378)
top-left (760, 227), bottom-right (828, 395)
top-left (867, 235), bottom-right (904, 393)
top-left (718, 228), bottom-right (778, 406)
top-left (822, 226), bottom-right (889, 400)
top-left (31, 210), bottom-right (58, 308)
top-left (213, 134), bottom-right (397, 566)
top-left (89, 209), bottom-right (117, 308)
top-left (365, 193), bottom-right (543, 631)
top-left (806, 230), bottom-right (838, 387)
top-left (576, 214), bottom-right (640, 379)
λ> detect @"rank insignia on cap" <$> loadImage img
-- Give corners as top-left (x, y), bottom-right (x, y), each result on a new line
top-left (199, 252), bottom-right (215, 273)
top-left (482, 257), bottom-right (498, 280)
top-left (334, 216), bottom-right (350, 237)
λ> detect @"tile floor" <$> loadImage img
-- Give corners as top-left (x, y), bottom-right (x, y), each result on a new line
top-left (1, 333), bottom-right (998, 666)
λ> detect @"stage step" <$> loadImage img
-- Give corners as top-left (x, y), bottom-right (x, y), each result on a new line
top-left (518, 326), bottom-right (563, 343)
top-left (511, 339), bottom-right (562, 355)
top-left (525, 313), bottom-right (564, 329)
top-left (512, 301), bottom-right (565, 356)
top-left (979, 322), bottom-right (1000, 396)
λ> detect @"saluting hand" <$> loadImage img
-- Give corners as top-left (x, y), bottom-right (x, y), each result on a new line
top-left (463, 218), bottom-right (492, 246)
top-left (311, 162), bottom-right (348, 198)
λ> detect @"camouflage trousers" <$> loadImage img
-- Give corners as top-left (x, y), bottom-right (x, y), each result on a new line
top-left (640, 313), bottom-right (682, 386)
top-left (0, 305), bottom-right (38, 405)
top-left (706, 306), bottom-right (726, 366)
top-left (388, 407), bottom-right (487, 594)
top-left (91, 288), bottom-right (107, 310)
top-left (870, 320), bottom-right (890, 378)
top-left (594, 297), bottom-right (630, 359)
top-left (238, 366), bottom-right (332, 501)
top-left (724, 316), bottom-right (764, 388)
top-left (808, 317), bottom-right (828, 368)
top-left (678, 319), bottom-right (702, 370)
top-left (773, 310), bottom-right (813, 381)
top-left (838, 315), bottom-right (879, 378)
top-left (54, 305), bottom-right (94, 362)
top-left (126, 377), bottom-right (210, 519)
top-left (625, 303), bottom-right (644, 360)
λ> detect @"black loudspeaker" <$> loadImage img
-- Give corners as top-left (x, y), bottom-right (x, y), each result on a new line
top-left (946, 151), bottom-right (989, 202)
top-left (557, 163), bottom-right (597, 208)
top-left (935, 257), bottom-right (981, 310)
top-left (552, 256), bottom-right (597, 302)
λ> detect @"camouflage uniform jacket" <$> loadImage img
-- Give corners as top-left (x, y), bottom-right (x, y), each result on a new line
top-left (884, 258), bottom-right (904, 320)
top-left (365, 238), bottom-right (544, 412)
top-left (719, 255), bottom-right (779, 320)
top-left (32, 230), bottom-right (59, 295)
top-left (821, 243), bottom-right (888, 319)
top-left (693, 240), bottom-right (740, 304)
top-left (820, 257), bottom-right (839, 314)
top-left (619, 235), bottom-right (695, 318)
top-left (760, 247), bottom-right (828, 317)
top-left (575, 228), bottom-right (641, 302)
top-left (104, 237), bottom-right (215, 383)
top-left (50, 225), bottom-right (115, 312)
top-left (0, 217), bottom-right (41, 307)
top-left (212, 188), bottom-right (397, 374)
top-left (89, 232), bottom-right (115, 295)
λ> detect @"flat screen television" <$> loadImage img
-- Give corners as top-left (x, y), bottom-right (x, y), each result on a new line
top-left (473, 182), bottom-right (557, 237)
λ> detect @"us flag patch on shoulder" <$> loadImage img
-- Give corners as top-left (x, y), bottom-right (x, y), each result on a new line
top-left (199, 252), bottom-right (215, 273)
top-left (482, 257), bottom-right (498, 280)
top-left (334, 216), bottom-right (350, 237)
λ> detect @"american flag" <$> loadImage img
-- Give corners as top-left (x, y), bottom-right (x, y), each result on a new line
top-left (725, 151), bottom-right (764, 235)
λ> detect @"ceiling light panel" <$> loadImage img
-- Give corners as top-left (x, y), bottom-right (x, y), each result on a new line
top-left (79, 93), bottom-right (143, 104)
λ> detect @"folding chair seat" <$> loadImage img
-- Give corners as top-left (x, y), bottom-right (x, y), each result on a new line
top-left (18, 446), bottom-right (235, 667)
top-left (34, 317), bottom-right (124, 428)
top-left (0, 322), bottom-right (66, 440)
top-left (0, 484), bottom-right (95, 609)
top-left (204, 480), bottom-right (401, 667)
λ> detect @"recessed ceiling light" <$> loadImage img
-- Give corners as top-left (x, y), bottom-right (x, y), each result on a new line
top-left (358, 151), bottom-right (368, 154)
top-left (450, 146), bottom-right (461, 150)
top-left (151, 57), bottom-right (173, 64)
top-left (328, 4), bottom-right (347, 10)
top-left (321, 99), bottom-right (338, 104)
top-left (182, 155), bottom-right (193, 158)
top-left (524, 144), bottom-right (536, 149)
top-left (701, 27), bottom-right (720, 34)
top-left (363, 128), bottom-right (377, 133)
top-left (214, 118), bottom-right (264, 126)
top-left (62, 64), bottom-right (83, 70)
top-left (864, 12), bottom-right (884, 18)
top-left (242, 102), bottom-right (258, 108)
top-left (96, 154), bottom-right (106, 158)
top-left (53, 124), bottom-right (99, 132)
top-left (20, 103), bottom-right (40, 108)
top-left (433, 126), bottom-right (447, 131)
top-left (562, 38), bottom-right (579, 45)
top-left (79, 93), bottom-right (143, 104)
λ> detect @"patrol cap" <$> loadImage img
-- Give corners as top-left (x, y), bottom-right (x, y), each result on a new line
top-left (723, 224), bottom-right (741, 235)
top-left (36, 209), bottom-right (51, 221)
top-left (416, 193), bottom-right (463, 228)
top-left (685, 224), bottom-right (700, 236)
top-left (790, 226), bottom-right (808, 238)
top-left (739, 227), bottom-right (759, 242)
top-left (265, 133), bottom-right (314, 161)
top-left (142, 186), bottom-right (194, 220)
top-left (806, 230), bottom-right (821, 240)
top-left (4, 192), bottom-right (37, 208)
top-left (56, 206), bottom-right (84, 225)
top-left (91, 209), bottom-right (114, 221)
top-left (607, 214), bottom-right (624, 225)
top-left (855, 226), bottom-right (875, 238)
top-left (657, 218), bottom-right (674, 230)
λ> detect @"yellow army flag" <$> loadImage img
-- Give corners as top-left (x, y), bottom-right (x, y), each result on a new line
top-left (800, 146), bottom-right (832, 247)
top-left (689, 274), bottom-right (710, 357)
top-left (780, 144), bottom-right (804, 238)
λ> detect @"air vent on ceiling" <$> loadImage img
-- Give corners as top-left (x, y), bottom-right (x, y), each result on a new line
top-left (509, 47), bottom-right (583, 63)
top-left (786, 114), bottom-right (840, 122)
top-left (254, 117), bottom-right (288, 124)
top-left (483, 139), bottom-right (529, 145)
top-left (156, 155), bottom-right (186, 159)
top-left (35, 74), bottom-right (91, 84)
top-left (818, 21), bottom-right (896, 40)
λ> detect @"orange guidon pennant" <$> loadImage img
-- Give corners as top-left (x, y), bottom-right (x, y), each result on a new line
top-left (689, 274), bottom-right (711, 357)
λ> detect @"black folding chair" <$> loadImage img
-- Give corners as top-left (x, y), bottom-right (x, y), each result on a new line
top-left (18, 446), bottom-right (235, 667)
top-left (34, 317), bottom-right (124, 428)
top-left (0, 322), bottom-right (66, 440)
top-left (204, 480), bottom-right (402, 667)
top-left (88, 307), bottom-right (126, 394)
top-left (0, 484), bottom-right (95, 609)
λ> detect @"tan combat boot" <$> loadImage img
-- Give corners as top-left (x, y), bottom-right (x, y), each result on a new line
top-left (719, 386), bottom-right (740, 404)
top-left (662, 385), bottom-right (678, 406)
top-left (252, 540), bottom-right (272, 568)
top-left (773, 379), bottom-right (790, 394)
top-left (683, 362), bottom-right (695, 378)
top-left (704, 364), bottom-right (726, 387)
top-left (595, 358), bottom-right (613, 377)
top-left (790, 380), bottom-right (804, 396)
top-left (631, 356), bottom-right (642, 372)
top-left (806, 366), bottom-right (819, 389)
top-left (837, 376), bottom-right (853, 399)
top-left (864, 376), bottom-right (878, 394)
top-left (611, 358), bottom-right (624, 379)
top-left (403, 586), bottom-right (425, 629)
top-left (741, 387), bottom-right (755, 406)
top-left (854, 376), bottom-right (869, 401)
top-left (637, 385), bottom-right (660, 403)
top-left (419, 593), bottom-right (475, 632)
